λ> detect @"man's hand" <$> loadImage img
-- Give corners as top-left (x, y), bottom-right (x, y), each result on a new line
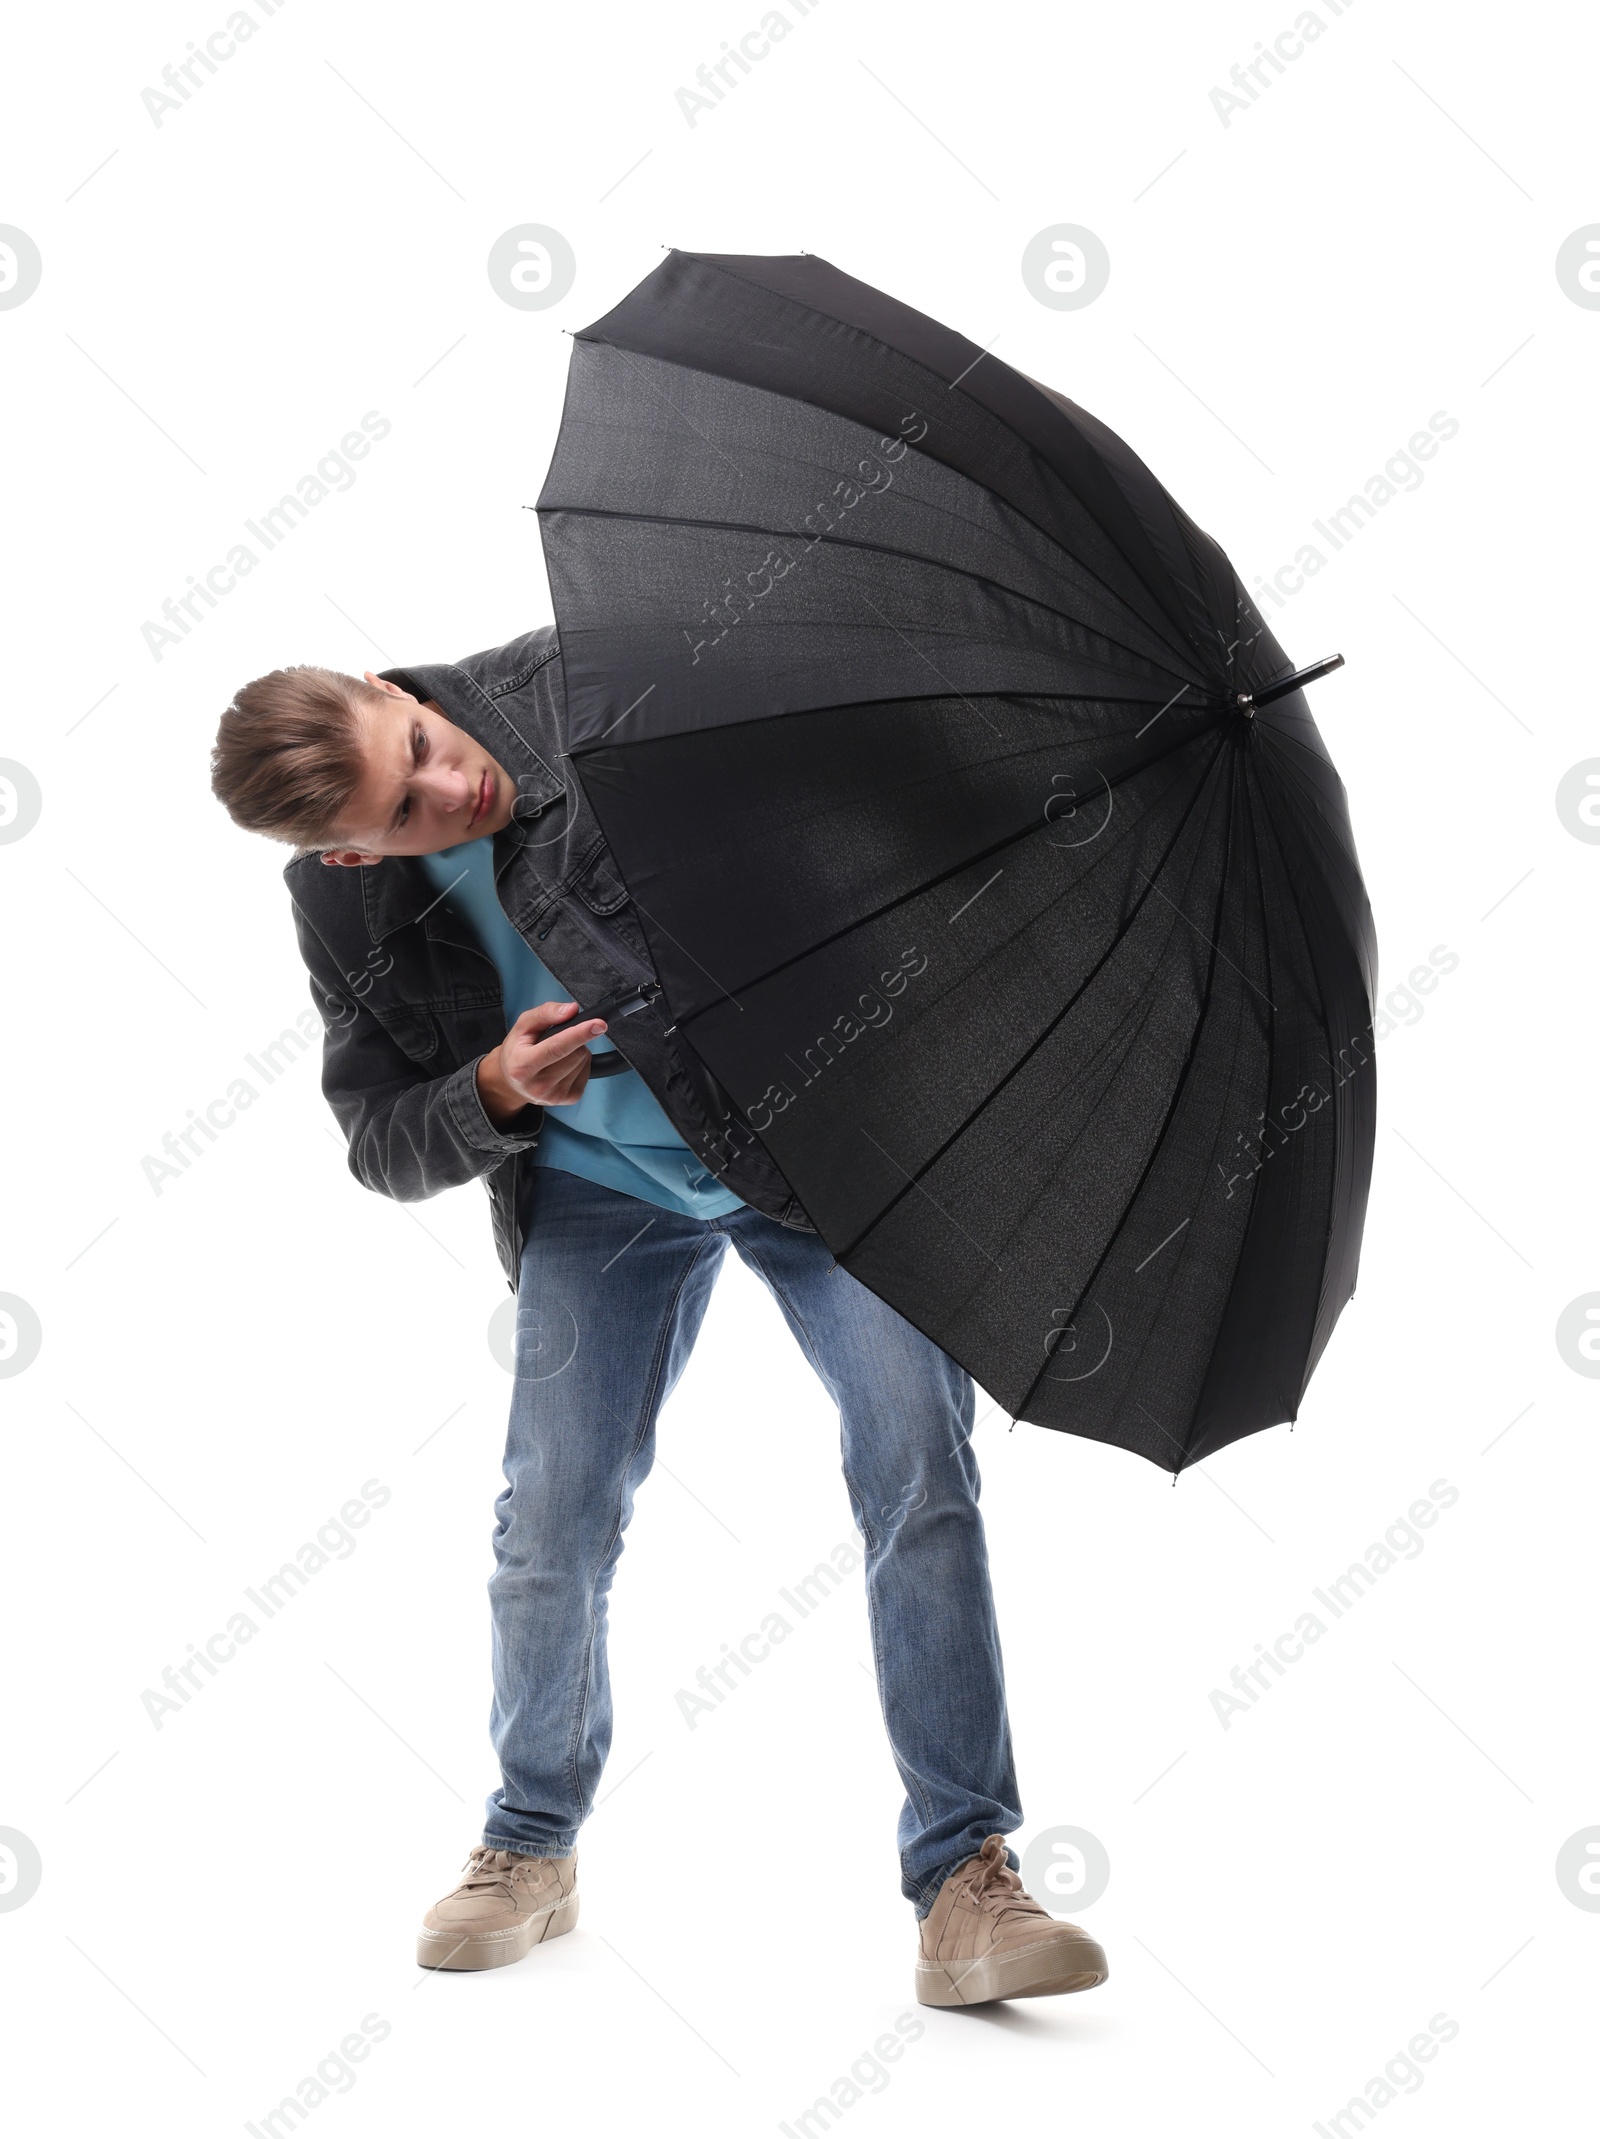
top-left (475, 1000), bottom-right (608, 1126)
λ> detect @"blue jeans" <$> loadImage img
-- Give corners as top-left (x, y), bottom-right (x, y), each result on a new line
top-left (483, 1166), bottom-right (1023, 1913)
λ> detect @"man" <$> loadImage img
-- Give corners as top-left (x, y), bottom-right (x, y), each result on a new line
top-left (210, 625), bottom-right (1108, 2007)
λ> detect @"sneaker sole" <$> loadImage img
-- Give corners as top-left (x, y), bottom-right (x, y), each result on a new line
top-left (417, 1890), bottom-right (580, 1971)
top-left (916, 1935), bottom-right (1108, 2007)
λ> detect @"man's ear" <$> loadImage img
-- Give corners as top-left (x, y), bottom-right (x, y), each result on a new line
top-left (319, 848), bottom-right (385, 868)
top-left (363, 670), bottom-right (408, 698)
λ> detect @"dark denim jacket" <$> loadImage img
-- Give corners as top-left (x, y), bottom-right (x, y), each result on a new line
top-left (282, 626), bottom-right (810, 1288)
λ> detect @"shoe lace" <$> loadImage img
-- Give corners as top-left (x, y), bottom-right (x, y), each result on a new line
top-left (452, 1847), bottom-right (539, 1905)
top-left (954, 1837), bottom-right (1045, 1927)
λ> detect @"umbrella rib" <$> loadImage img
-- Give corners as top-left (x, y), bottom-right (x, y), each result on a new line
top-left (572, 683), bottom-right (1225, 766)
top-left (572, 300), bottom-right (1201, 667)
top-left (1163, 724), bottom-right (1355, 1456)
top-left (1254, 723), bottom-right (1368, 897)
top-left (542, 504), bottom-right (1199, 692)
top-left (602, 341), bottom-right (753, 483)
top-left (1160, 752), bottom-right (1285, 1465)
top-left (1237, 743), bottom-right (1354, 1379)
top-left (1006, 744), bottom-right (1244, 1441)
top-left (674, 718), bottom-right (1220, 1015)
top-left (1255, 715), bottom-right (1342, 776)
top-left (1125, 726), bottom-right (1355, 1466)
top-left (966, 804), bottom-right (1242, 1360)
top-left (1120, 746), bottom-right (1259, 1470)
top-left (853, 587), bottom-right (1008, 739)
top-left (1133, 860), bottom-right (1276, 1011)
top-left (833, 735), bottom-right (1230, 1263)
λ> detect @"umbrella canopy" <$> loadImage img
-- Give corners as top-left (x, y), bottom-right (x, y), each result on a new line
top-left (535, 250), bottom-right (1377, 1472)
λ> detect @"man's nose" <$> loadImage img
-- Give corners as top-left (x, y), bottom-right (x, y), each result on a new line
top-left (426, 765), bottom-right (472, 812)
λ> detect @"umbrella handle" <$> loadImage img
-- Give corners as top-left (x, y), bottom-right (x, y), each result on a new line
top-left (542, 981), bottom-right (662, 1041)
top-left (1235, 652), bottom-right (1345, 714)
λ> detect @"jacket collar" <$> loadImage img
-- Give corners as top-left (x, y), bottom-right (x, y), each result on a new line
top-left (295, 658), bottom-right (569, 945)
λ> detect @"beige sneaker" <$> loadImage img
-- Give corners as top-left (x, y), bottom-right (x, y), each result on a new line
top-left (916, 1835), bottom-right (1107, 2006)
top-left (417, 1846), bottom-right (579, 1971)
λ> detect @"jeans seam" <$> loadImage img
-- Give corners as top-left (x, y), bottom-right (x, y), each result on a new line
top-left (862, 1521), bottom-right (942, 1846)
top-left (722, 1243), bottom-right (840, 1405)
top-left (730, 1241), bottom-right (944, 1845)
top-left (561, 1232), bottom-right (722, 1825)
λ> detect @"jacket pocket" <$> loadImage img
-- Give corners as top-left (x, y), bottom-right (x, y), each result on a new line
top-left (372, 1004), bottom-right (440, 1062)
top-left (563, 846), bottom-right (660, 988)
top-left (572, 845), bottom-right (630, 915)
top-left (440, 1001), bottom-right (509, 1060)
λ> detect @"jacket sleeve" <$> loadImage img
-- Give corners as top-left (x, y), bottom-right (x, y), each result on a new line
top-left (292, 901), bottom-right (542, 1203)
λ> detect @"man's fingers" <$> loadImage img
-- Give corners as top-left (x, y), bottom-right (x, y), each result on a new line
top-left (539, 1056), bottom-right (592, 1105)
top-left (513, 998), bottom-right (594, 1039)
top-left (522, 1020), bottom-right (606, 1075)
top-left (515, 998), bottom-right (577, 1032)
top-left (509, 1000), bottom-right (607, 1067)
top-left (500, 998), bottom-right (607, 1104)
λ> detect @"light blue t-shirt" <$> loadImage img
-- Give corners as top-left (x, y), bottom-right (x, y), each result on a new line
top-left (417, 837), bottom-right (744, 1221)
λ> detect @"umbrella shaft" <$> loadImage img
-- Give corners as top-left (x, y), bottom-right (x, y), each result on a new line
top-left (1244, 653), bottom-right (1346, 711)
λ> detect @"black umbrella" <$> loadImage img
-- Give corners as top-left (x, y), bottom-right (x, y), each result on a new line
top-left (535, 250), bottom-right (1377, 1473)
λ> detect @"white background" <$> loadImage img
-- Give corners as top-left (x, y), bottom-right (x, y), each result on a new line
top-left (2, 0), bottom-right (1595, 2133)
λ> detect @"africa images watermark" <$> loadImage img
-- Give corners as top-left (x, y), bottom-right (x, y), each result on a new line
top-left (682, 412), bottom-right (928, 664)
top-left (141, 411), bottom-right (392, 662)
top-left (675, 1538), bottom-right (860, 1729)
top-left (1209, 1480), bottom-right (1460, 1729)
top-left (140, 1008), bottom-right (322, 1194)
top-left (140, 0), bottom-right (289, 128)
top-left (1312, 2013), bottom-right (1459, 2138)
top-left (675, 0), bottom-right (821, 128)
top-left (1216, 944), bottom-right (1459, 1201)
top-left (1209, 0), bottom-right (1357, 129)
top-left (777, 2012), bottom-right (926, 2137)
top-left (140, 1480), bottom-right (392, 1728)
top-left (681, 943), bottom-right (932, 1190)
top-left (1250, 411), bottom-right (1460, 615)
top-left (748, 947), bottom-right (931, 1131)
top-left (243, 2013), bottom-right (393, 2139)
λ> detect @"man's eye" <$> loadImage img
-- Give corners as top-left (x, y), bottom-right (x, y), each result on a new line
top-left (395, 726), bottom-right (425, 828)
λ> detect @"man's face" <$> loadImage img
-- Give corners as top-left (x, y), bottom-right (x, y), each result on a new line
top-left (319, 673), bottom-right (517, 866)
